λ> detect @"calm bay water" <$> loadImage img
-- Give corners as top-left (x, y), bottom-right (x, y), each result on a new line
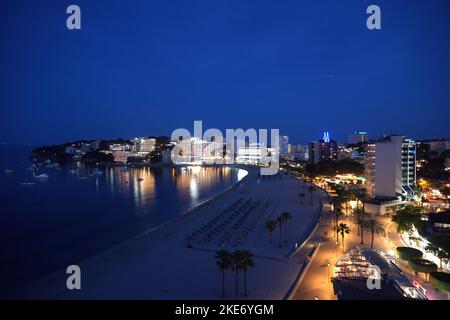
top-left (0, 145), bottom-right (246, 293)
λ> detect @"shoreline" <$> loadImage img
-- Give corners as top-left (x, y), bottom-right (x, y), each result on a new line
top-left (10, 167), bottom-right (328, 299)
top-left (78, 166), bottom-right (254, 260)
top-left (5, 165), bottom-right (255, 298)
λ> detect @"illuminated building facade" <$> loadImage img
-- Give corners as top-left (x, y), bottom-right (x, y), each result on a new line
top-left (308, 132), bottom-right (338, 164)
top-left (173, 138), bottom-right (224, 164)
top-left (365, 135), bottom-right (416, 198)
top-left (348, 131), bottom-right (368, 145)
top-left (279, 135), bottom-right (289, 155)
top-left (235, 143), bottom-right (273, 165)
top-left (236, 143), bottom-right (263, 164)
top-left (133, 138), bottom-right (156, 155)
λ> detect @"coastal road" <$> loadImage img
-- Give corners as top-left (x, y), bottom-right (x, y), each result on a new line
top-left (291, 207), bottom-right (448, 300)
top-left (289, 207), bottom-right (336, 300)
top-left (291, 207), bottom-right (392, 300)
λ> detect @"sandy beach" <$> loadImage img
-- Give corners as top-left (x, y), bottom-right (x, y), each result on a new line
top-left (11, 166), bottom-right (328, 299)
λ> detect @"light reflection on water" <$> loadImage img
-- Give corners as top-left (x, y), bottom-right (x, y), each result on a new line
top-left (0, 147), bottom-right (246, 293)
top-left (94, 165), bottom-right (242, 214)
top-left (63, 164), bottom-right (244, 219)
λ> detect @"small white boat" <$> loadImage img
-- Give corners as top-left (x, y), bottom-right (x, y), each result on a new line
top-left (34, 173), bottom-right (49, 179)
top-left (20, 182), bottom-right (36, 186)
top-left (77, 176), bottom-right (89, 180)
top-left (68, 169), bottom-right (78, 174)
top-left (92, 168), bottom-right (103, 175)
top-left (4, 169), bottom-right (15, 174)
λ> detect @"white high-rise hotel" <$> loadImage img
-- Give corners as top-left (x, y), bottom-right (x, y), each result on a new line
top-left (279, 135), bottom-right (289, 155)
top-left (365, 135), bottom-right (416, 200)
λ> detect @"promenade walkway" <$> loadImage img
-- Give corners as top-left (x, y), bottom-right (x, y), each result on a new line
top-left (291, 204), bottom-right (448, 300)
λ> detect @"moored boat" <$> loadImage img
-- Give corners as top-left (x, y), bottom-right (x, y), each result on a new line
top-left (33, 173), bottom-right (49, 179)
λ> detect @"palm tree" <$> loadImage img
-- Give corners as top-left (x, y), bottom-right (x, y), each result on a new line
top-left (331, 196), bottom-right (342, 215)
top-left (298, 192), bottom-right (305, 204)
top-left (331, 197), bottom-right (344, 242)
top-left (340, 193), bottom-right (351, 214)
top-left (362, 219), bottom-right (385, 249)
top-left (276, 215), bottom-right (283, 248)
top-left (353, 208), bottom-right (366, 244)
top-left (280, 212), bottom-right (293, 243)
top-left (264, 220), bottom-right (277, 244)
top-left (425, 243), bottom-right (445, 268)
top-left (335, 223), bottom-right (350, 253)
top-left (333, 211), bottom-right (343, 243)
top-left (308, 185), bottom-right (316, 205)
top-left (356, 189), bottom-right (367, 211)
top-left (391, 206), bottom-right (421, 235)
top-left (214, 250), bottom-right (232, 297)
top-left (231, 250), bottom-right (244, 299)
top-left (437, 250), bottom-right (449, 270)
top-left (238, 250), bottom-right (255, 296)
top-left (425, 243), bottom-right (440, 258)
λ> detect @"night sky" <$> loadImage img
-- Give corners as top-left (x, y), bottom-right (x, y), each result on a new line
top-left (1, 0), bottom-right (449, 145)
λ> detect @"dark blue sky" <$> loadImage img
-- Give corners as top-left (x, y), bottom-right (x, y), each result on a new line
top-left (1, 0), bottom-right (449, 145)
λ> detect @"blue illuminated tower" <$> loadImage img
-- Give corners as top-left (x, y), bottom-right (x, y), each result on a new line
top-left (308, 131), bottom-right (337, 164)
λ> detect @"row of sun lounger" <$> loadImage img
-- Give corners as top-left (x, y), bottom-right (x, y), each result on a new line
top-left (189, 198), bottom-right (244, 244)
top-left (231, 199), bottom-right (272, 246)
top-left (207, 199), bottom-right (253, 244)
top-left (217, 200), bottom-right (260, 246)
top-left (190, 196), bottom-right (274, 249)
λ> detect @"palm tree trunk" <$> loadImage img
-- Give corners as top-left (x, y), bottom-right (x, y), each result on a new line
top-left (342, 234), bottom-right (345, 253)
top-left (278, 225), bottom-right (282, 248)
top-left (360, 227), bottom-right (364, 244)
top-left (269, 231), bottom-right (272, 243)
top-left (335, 221), bottom-right (339, 243)
top-left (222, 270), bottom-right (226, 297)
top-left (357, 222), bottom-right (360, 236)
top-left (285, 223), bottom-right (288, 243)
top-left (333, 216), bottom-right (336, 237)
top-left (235, 270), bottom-right (239, 299)
top-left (371, 232), bottom-right (374, 249)
top-left (244, 269), bottom-right (248, 296)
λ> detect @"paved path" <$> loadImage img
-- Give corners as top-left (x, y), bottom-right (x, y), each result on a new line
top-left (290, 203), bottom-right (346, 300)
